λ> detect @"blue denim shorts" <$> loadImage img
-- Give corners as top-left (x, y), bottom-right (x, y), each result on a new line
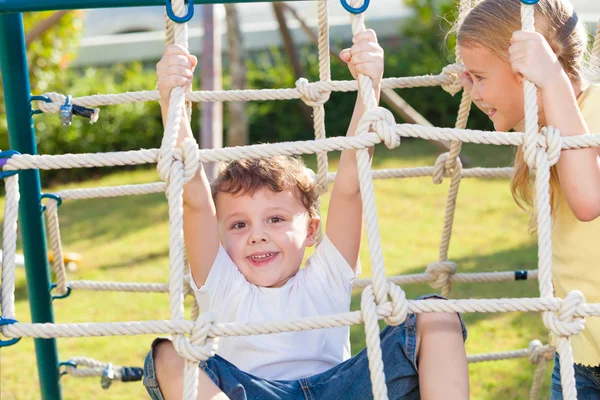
top-left (550, 354), bottom-right (600, 400)
top-left (143, 296), bottom-right (467, 400)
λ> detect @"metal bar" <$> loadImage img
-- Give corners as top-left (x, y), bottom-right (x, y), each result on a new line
top-left (1, 0), bottom-right (309, 14)
top-left (0, 13), bottom-right (62, 400)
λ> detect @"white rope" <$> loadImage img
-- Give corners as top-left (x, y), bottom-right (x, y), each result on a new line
top-left (593, 17), bottom-right (600, 60)
top-left (45, 200), bottom-right (68, 295)
top-left (1, 175), bottom-right (19, 320)
top-left (3, 125), bottom-right (595, 173)
top-left (0, 2), bottom-right (595, 399)
top-left (3, 294), bottom-right (600, 340)
top-left (32, 71), bottom-right (463, 114)
top-left (60, 269), bottom-right (538, 293)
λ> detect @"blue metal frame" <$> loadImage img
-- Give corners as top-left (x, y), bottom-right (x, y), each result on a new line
top-left (165, 0), bottom-right (195, 23)
top-left (0, 317), bottom-right (21, 347)
top-left (0, 13), bottom-right (62, 400)
top-left (340, 0), bottom-right (370, 14)
top-left (0, 0), bottom-right (309, 14)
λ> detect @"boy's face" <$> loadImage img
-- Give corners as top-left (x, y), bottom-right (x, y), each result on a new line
top-left (216, 187), bottom-right (319, 288)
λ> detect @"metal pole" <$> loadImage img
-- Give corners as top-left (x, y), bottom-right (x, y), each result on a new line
top-left (200, 4), bottom-right (223, 179)
top-left (0, 0), bottom-right (309, 14)
top-left (0, 13), bottom-right (62, 400)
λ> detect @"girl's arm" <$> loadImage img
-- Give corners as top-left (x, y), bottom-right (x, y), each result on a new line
top-left (542, 75), bottom-right (600, 221)
top-left (510, 31), bottom-right (600, 221)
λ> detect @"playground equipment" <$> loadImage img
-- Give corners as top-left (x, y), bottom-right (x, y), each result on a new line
top-left (1, 0), bottom-right (599, 399)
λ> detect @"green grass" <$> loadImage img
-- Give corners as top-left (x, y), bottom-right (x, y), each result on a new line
top-left (0, 139), bottom-right (551, 399)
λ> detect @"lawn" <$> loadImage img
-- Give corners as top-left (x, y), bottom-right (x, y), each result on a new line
top-left (0, 139), bottom-right (551, 399)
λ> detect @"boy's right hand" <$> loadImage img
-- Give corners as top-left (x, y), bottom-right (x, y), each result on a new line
top-left (156, 44), bottom-right (198, 106)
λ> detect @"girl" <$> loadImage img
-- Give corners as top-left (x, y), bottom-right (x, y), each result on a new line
top-left (456, 0), bottom-right (600, 398)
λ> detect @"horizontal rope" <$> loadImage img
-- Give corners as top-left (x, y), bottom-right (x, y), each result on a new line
top-left (353, 270), bottom-right (538, 288)
top-left (65, 270), bottom-right (537, 293)
top-left (3, 296), bottom-right (599, 340)
top-left (46, 166), bottom-right (512, 203)
top-left (57, 183), bottom-right (165, 200)
top-left (468, 348), bottom-right (530, 363)
top-left (4, 128), bottom-right (599, 173)
top-left (328, 166), bottom-right (513, 181)
top-left (33, 70), bottom-right (461, 113)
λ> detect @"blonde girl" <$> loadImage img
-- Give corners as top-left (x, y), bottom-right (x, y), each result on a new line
top-left (456, 0), bottom-right (600, 398)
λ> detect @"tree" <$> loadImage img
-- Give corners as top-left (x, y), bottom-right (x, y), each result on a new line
top-left (0, 11), bottom-right (83, 149)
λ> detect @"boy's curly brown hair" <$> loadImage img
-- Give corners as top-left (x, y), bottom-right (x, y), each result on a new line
top-left (211, 156), bottom-right (320, 218)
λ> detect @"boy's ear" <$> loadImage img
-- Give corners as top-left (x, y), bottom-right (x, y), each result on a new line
top-left (305, 216), bottom-right (321, 247)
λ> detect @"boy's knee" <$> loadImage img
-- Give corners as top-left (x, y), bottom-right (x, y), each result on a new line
top-left (154, 340), bottom-right (184, 378)
top-left (416, 312), bottom-right (463, 338)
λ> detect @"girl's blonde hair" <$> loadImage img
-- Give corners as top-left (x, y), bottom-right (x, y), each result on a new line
top-left (455, 0), bottom-right (590, 226)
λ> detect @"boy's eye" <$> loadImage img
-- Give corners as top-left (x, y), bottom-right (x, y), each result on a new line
top-left (268, 216), bottom-right (284, 223)
top-left (231, 222), bottom-right (247, 229)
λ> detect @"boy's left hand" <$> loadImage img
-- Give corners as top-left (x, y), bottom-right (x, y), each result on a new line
top-left (509, 30), bottom-right (565, 89)
top-left (340, 29), bottom-right (384, 88)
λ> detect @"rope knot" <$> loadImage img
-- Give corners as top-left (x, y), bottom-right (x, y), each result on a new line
top-left (295, 78), bottom-right (330, 107)
top-left (173, 313), bottom-right (218, 363)
top-left (527, 340), bottom-right (555, 365)
top-left (361, 283), bottom-right (409, 328)
top-left (358, 107), bottom-right (399, 149)
top-left (173, 138), bottom-right (199, 184)
top-left (523, 126), bottom-right (562, 170)
top-left (542, 126), bottom-right (561, 167)
top-left (441, 63), bottom-right (464, 96)
top-left (432, 152), bottom-right (463, 184)
top-left (425, 261), bottom-right (457, 296)
top-left (384, 282), bottom-right (409, 326)
top-left (544, 290), bottom-right (586, 338)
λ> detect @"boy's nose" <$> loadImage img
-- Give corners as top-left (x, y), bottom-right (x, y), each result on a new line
top-left (249, 229), bottom-right (269, 244)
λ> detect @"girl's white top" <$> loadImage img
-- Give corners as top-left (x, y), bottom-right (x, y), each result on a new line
top-left (191, 236), bottom-right (359, 380)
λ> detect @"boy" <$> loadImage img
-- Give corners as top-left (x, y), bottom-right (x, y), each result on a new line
top-left (144, 30), bottom-right (469, 400)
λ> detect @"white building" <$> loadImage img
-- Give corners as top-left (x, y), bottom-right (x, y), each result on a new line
top-left (74, 0), bottom-right (600, 67)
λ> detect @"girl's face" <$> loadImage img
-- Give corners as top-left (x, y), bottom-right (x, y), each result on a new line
top-left (459, 45), bottom-right (526, 131)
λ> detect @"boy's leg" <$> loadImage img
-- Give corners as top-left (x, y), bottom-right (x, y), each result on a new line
top-left (416, 312), bottom-right (469, 400)
top-left (152, 339), bottom-right (229, 400)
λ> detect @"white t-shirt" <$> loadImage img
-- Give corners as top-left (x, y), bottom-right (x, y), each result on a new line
top-left (191, 236), bottom-right (359, 380)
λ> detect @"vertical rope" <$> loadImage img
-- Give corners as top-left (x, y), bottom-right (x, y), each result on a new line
top-left (45, 200), bottom-right (68, 295)
top-left (529, 357), bottom-right (549, 400)
top-left (315, 0), bottom-right (330, 193)
top-left (1, 175), bottom-right (19, 320)
top-left (593, 18), bottom-right (600, 60)
top-left (347, 1), bottom-right (391, 397)
top-left (433, 0), bottom-right (473, 295)
top-left (312, 0), bottom-right (332, 245)
top-left (521, 3), bottom-right (576, 400)
top-left (520, 5), bottom-right (540, 167)
top-left (161, 1), bottom-right (199, 399)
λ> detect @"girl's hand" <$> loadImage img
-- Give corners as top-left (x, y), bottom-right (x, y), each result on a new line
top-left (156, 44), bottom-right (198, 106)
top-left (340, 29), bottom-right (384, 88)
top-left (509, 30), bottom-right (564, 89)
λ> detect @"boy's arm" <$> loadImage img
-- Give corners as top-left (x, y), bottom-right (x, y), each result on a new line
top-left (326, 30), bottom-right (383, 271)
top-left (157, 45), bottom-right (220, 287)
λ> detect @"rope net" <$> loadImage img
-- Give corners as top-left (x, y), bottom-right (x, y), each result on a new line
top-left (2, 1), bottom-right (600, 398)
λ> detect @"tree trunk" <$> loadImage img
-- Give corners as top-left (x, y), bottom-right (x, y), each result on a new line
top-left (200, 4), bottom-right (223, 179)
top-left (25, 10), bottom-right (70, 47)
top-left (224, 4), bottom-right (249, 146)
top-left (272, 2), bottom-right (313, 130)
